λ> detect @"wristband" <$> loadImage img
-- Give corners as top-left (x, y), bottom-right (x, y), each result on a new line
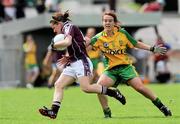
top-left (150, 46), bottom-right (155, 52)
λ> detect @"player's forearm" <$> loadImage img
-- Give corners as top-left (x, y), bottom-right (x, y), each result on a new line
top-left (44, 53), bottom-right (52, 64)
top-left (135, 41), bottom-right (151, 51)
top-left (84, 37), bottom-right (91, 47)
top-left (54, 38), bottom-right (71, 48)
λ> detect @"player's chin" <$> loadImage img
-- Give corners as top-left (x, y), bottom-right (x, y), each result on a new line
top-left (105, 27), bottom-right (112, 31)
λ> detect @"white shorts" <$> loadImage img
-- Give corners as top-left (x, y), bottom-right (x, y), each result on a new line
top-left (62, 57), bottom-right (93, 79)
top-left (56, 63), bottom-right (65, 72)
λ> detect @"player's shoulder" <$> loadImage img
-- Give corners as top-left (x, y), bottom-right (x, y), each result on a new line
top-left (95, 32), bottom-right (103, 38)
top-left (118, 28), bottom-right (133, 38)
top-left (118, 28), bottom-right (127, 34)
top-left (63, 21), bottom-right (75, 31)
top-left (91, 32), bottom-right (103, 44)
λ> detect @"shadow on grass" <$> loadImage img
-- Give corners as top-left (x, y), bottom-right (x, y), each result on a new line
top-left (0, 117), bottom-right (18, 120)
top-left (109, 115), bottom-right (180, 120)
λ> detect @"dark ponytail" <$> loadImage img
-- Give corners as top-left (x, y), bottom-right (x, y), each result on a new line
top-left (63, 10), bottom-right (69, 21)
top-left (52, 10), bottom-right (71, 23)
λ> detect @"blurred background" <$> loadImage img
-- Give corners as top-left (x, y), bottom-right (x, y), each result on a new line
top-left (0, 0), bottom-right (180, 88)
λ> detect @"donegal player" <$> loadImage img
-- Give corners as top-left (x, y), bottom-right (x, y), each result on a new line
top-left (90, 10), bottom-right (172, 118)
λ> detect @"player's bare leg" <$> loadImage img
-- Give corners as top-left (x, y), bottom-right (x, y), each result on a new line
top-left (97, 74), bottom-right (126, 118)
top-left (47, 67), bottom-right (60, 88)
top-left (39, 74), bottom-right (126, 119)
top-left (39, 74), bottom-right (75, 119)
top-left (128, 77), bottom-right (172, 116)
top-left (78, 74), bottom-right (126, 118)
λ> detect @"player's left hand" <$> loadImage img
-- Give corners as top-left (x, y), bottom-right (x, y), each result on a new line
top-left (150, 44), bottom-right (167, 55)
top-left (50, 39), bottom-right (56, 50)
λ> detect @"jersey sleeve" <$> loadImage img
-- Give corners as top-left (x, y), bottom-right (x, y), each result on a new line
top-left (120, 29), bottom-right (137, 47)
top-left (90, 36), bottom-right (98, 51)
top-left (64, 24), bottom-right (75, 38)
top-left (91, 32), bottom-right (103, 47)
top-left (90, 36), bottom-right (97, 46)
top-left (90, 33), bottom-right (102, 51)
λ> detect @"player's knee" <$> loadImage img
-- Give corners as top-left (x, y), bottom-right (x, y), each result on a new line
top-left (54, 81), bottom-right (64, 89)
top-left (135, 85), bottom-right (146, 93)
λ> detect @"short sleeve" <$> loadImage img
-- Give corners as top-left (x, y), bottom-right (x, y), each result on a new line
top-left (120, 29), bottom-right (137, 46)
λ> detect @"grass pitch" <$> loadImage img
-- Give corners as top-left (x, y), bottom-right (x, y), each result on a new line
top-left (0, 84), bottom-right (180, 124)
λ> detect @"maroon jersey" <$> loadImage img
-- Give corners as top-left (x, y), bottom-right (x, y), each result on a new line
top-left (62, 21), bottom-right (88, 62)
top-left (51, 50), bottom-right (66, 63)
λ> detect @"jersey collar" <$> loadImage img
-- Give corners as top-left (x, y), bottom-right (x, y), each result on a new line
top-left (102, 27), bottom-right (118, 37)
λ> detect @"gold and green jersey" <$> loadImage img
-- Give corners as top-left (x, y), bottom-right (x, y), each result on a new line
top-left (87, 49), bottom-right (101, 59)
top-left (91, 28), bottom-right (137, 70)
top-left (23, 42), bottom-right (37, 65)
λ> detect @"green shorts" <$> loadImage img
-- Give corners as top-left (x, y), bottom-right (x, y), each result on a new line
top-left (103, 64), bottom-right (139, 87)
top-left (25, 64), bottom-right (38, 69)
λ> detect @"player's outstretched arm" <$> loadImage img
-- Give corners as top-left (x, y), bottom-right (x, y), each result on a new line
top-left (135, 41), bottom-right (167, 55)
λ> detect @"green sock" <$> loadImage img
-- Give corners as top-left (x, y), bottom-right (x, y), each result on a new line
top-left (103, 107), bottom-right (111, 118)
top-left (103, 107), bottom-right (111, 113)
top-left (152, 97), bottom-right (164, 109)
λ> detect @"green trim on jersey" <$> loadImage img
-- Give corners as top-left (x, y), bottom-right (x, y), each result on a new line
top-left (91, 32), bottom-right (103, 45)
top-left (90, 28), bottom-right (138, 70)
top-left (102, 57), bottom-right (109, 68)
top-left (91, 58), bottom-right (100, 69)
top-left (119, 29), bottom-right (137, 46)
